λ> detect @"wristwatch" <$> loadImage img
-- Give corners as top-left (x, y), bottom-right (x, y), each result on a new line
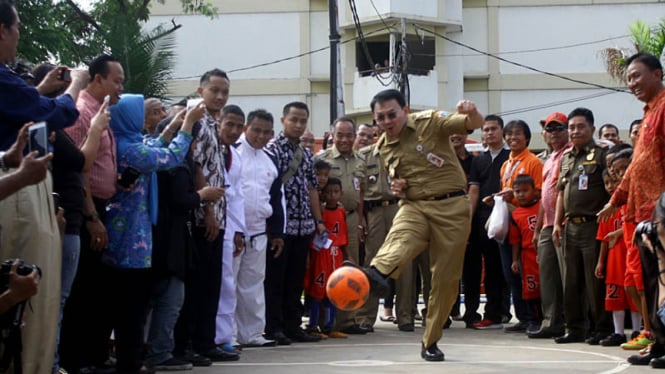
top-left (316, 219), bottom-right (324, 225)
top-left (0, 152), bottom-right (8, 172)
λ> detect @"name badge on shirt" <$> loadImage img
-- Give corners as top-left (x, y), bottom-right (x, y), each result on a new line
top-left (578, 174), bottom-right (588, 191)
top-left (353, 177), bottom-right (361, 191)
top-left (426, 152), bottom-right (445, 168)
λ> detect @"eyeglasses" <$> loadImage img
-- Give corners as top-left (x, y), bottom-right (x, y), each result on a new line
top-left (374, 112), bottom-right (399, 123)
top-left (545, 124), bottom-right (567, 133)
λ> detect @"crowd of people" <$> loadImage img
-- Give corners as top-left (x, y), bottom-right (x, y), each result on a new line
top-left (3, 0), bottom-right (665, 372)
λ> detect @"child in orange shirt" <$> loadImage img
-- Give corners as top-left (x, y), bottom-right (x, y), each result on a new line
top-left (304, 178), bottom-right (348, 338)
top-left (594, 169), bottom-right (638, 346)
top-left (509, 175), bottom-right (542, 333)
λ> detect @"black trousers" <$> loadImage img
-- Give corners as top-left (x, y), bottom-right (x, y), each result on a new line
top-left (60, 197), bottom-right (114, 372)
top-left (265, 234), bottom-right (312, 335)
top-left (107, 267), bottom-right (152, 373)
top-left (640, 238), bottom-right (665, 353)
top-left (174, 227), bottom-right (223, 353)
top-left (462, 216), bottom-right (506, 323)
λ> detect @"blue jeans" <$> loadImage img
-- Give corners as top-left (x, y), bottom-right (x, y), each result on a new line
top-left (54, 234), bottom-right (81, 372)
top-left (498, 240), bottom-right (534, 324)
top-left (146, 276), bottom-right (185, 366)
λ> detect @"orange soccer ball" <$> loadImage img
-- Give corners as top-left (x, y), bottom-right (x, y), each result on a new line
top-left (326, 266), bottom-right (370, 311)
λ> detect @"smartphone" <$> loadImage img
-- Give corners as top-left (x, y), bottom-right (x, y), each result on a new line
top-left (28, 122), bottom-right (48, 157)
top-left (52, 192), bottom-right (60, 212)
top-left (60, 69), bottom-right (71, 82)
top-left (118, 167), bottom-right (140, 189)
top-left (186, 98), bottom-right (203, 110)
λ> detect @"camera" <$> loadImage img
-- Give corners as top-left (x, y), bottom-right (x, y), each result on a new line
top-left (0, 259), bottom-right (41, 285)
top-left (636, 220), bottom-right (662, 251)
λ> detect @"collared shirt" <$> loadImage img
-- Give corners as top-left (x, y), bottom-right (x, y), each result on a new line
top-left (469, 147), bottom-right (510, 219)
top-left (611, 89), bottom-right (665, 222)
top-left (375, 109), bottom-right (468, 200)
top-left (500, 148), bottom-right (543, 206)
top-left (192, 111), bottom-right (226, 228)
top-left (541, 143), bottom-right (573, 227)
top-left (0, 64), bottom-right (79, 150)
top-left (266, 134), bottom-right (318, 236)
top-left (64, 90), bottom-right (117, 199)
top-left (360, 144), bottom-right (392, 201)
top-left (316, 145), bottom-right (366, 212)
top-left (557, 140), bottom-right (608, 217)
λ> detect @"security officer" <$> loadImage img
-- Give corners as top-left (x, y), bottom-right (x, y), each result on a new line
top-left (552, 107), bottom-right (611, 344)
top-left (316, 117), bottom-right (368, 334)
top-left (355, 142), bottom-right (409, 330)
top-left (358, 89), bottom-right (484, 361)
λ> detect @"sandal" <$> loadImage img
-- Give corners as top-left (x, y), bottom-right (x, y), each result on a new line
top-left (379, 315), bottom-right (396, 322)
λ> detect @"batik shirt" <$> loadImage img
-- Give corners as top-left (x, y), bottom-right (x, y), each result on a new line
top-left (266, 134), bottom-right (318, 236)
top-left (193, 111), bottom-right (226, 229)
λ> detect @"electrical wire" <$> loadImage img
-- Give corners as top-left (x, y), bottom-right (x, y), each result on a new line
top-left (368, 0), bottom-right (397, 33)
top-left (415, 25), bottom-right (629, 94)
top-left (496, 91), bottom-right (618, 117)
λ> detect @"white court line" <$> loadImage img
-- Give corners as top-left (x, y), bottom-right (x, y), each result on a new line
top-left (214, 342), bottom-right (631, 372)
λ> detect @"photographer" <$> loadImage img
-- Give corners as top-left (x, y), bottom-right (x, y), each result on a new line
top-left (629, 192), bottom-right (665, 368)
top-left (0, 260), bottom-right (39, 314)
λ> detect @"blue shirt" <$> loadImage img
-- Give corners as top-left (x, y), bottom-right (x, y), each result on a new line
top-left (0, 64), bottom-right (79, 150)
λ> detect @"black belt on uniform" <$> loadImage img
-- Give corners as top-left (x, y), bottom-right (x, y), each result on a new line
top-left (365, 199), bottom-right (399, 210)
top-left (567, 215), bottom-right (596, 224)
top-left (423, 190), bottom-right (466, 201)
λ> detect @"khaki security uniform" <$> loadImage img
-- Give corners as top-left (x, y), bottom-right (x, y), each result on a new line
top-left (557, 141), bottom-right (611, 336)
top-left (371, 110), bottom-right (472, 348)
top-left (316, 145), bottom-right (366, 330)
top-left (355, 144), bottom-right (400, 327)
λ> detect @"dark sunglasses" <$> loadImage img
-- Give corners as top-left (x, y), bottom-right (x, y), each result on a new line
top-left (545, 124), bottom-right (567, 133)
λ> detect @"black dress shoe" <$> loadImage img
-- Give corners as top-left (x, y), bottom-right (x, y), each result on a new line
top-left (443, 317), bottom-right (452, 329)
top-left (265, 332), bottom-right (292, 346)
top-left (528, 329), bottom-right (554, 339)
top-left (359, 323), bottom-right (374, 333)
top-left (628, 350), bottom-right (663, 365)
top-left (199, 347), bottom-right (239, 362)
top-left (421, 342), bottom-right (444, 362)
top-left (398, 323), bottom-right (414, 332)
top-left (554, 333), bottom-right (585, 344)
top-left (341, 324), bottom-right (370, 334)
top-left (585, 333), bottom-right (605, 345)
top-left (651, 355), bottom-right (665, 368)
top-left (342, 261), bottom-right (390, 297)
top-left (175, 350), bottom-right (213, 367)
top-left (286, 329), bottom-right (322, 342)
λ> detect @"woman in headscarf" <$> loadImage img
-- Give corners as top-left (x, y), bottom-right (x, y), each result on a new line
top-left (102, 93), bottom-right (205, 373)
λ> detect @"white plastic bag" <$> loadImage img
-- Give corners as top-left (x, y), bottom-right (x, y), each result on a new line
top-left (487, 195), bottom-right (509, 242)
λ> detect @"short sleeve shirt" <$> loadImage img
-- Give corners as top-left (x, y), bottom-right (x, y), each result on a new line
top-left (316, 145), bottom-right (366, 212)
top-left (192, 111), bottom-right (226, 228)
top-left (266, 134), bottom-right (318, 236)
top-left (556, 141), bottom-right (609, 217)
top-left (469, 147), bottom-right (510, 219)
top-left (360, 144), bottom-right (393, 201)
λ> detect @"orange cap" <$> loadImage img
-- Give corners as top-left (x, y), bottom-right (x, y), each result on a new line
top-left (545, 112), bottom-right (568, 126)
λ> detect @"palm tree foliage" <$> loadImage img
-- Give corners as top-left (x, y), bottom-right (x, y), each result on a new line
top-left (602, 19), bottom-right (665, 83)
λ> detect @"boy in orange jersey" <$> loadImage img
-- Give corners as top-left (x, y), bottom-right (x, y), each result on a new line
top-left (509, 175), bottom-right (543, 333)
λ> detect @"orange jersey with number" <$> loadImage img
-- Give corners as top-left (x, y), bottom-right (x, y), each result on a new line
top-left (596, 209), bottom-right (626, 286)
top-left (509, 202), bottom-right (540, 300)
top-left (304, 207), bottom-right (348, 300)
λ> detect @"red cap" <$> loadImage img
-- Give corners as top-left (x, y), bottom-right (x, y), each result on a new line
top-left (545, 112), bottom-right (568, 126)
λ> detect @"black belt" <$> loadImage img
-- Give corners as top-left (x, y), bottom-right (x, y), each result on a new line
top-left (424, 190), bottom-right (466, 201)
top-left (568, 215), bottom-right (596, 224)
top-left (365, 199), bottom-right (399, 210)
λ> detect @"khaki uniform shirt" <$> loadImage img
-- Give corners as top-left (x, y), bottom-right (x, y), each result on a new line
top-left (360, 144), bottom-right (393, 202)
top-left (556, 140), bottom-right (609, 217)
top-left (375, 110), bottom-right (469, 200)
top-left (316, 145), bottom-right (366, 212)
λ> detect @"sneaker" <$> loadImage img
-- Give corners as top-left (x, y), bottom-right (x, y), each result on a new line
top-left (219, 343), bottom-right (241, 354)
top-left (600, 333), bottom-right (626, 347)
top-left (504, 321), bottom-right (527, 333)
top-left (472, 319), bottom-right (503, 330)
top-left (631, 330), bottom-right (641, 340)
top-left (152, 357), bottom-right (193, 371)
top-left (621, 332), bottom-right (654, 350)
top-left (242, 337), bottom-right (276, 347)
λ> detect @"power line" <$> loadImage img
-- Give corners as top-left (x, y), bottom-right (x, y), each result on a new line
top-left (496, 91), bottom-right (618, 117)
top-left (368, 0), bottom-right (397, 33)
top-left (415, 25), bottom-right (629, 94)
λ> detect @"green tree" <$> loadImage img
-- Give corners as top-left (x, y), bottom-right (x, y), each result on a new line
top-left (17, 0), bottom-right (217, 98)
top-left (602, 19), bottom-right (665, 83)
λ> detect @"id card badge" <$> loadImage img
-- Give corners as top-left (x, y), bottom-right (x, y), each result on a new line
top-left (353, 177), bottom-right (360, 191)
top-left (426, 152), bottom-right (445, 168)
top-left (578, 174), bottom-right (588, 191)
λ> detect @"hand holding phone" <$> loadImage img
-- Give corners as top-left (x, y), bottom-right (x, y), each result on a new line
top-left (59, 69), bottom-right (71, 82)
top-left (28, 122), bottom-right (48, 157)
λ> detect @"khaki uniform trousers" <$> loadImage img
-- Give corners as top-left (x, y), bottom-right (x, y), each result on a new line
top-left (0, 170), bottom-right (61, 374)
top-left (355, 203), bottom-right (398, 327)
top-left (371, 196), bottom-right (470, 347)
top-left (537, 226), bottom-right (565, 334)
top-left (334, 211), bottom-right (361, 329)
